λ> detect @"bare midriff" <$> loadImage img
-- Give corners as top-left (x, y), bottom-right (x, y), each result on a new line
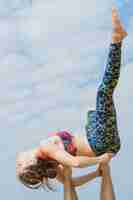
top-left (72, 134), bottom-right (96, 157)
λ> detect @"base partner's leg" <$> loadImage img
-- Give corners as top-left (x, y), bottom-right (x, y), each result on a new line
top-left (100, 164), bottom-right (116, 200)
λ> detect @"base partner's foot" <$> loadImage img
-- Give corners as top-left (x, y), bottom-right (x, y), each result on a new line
top-left (112, 7), bottom-right (128, 43)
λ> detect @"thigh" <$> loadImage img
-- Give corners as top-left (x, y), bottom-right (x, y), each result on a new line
top-left (94, 89), bottom-right (119, 155)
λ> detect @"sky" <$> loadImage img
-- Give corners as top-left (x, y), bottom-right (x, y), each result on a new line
top-left (0, 0), bottom-right (133, 199)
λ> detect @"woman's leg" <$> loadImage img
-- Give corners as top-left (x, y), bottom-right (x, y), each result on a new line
top-left (100, 164), bottom-right (116, 200)
top-left (95, 8), bottom-right (127, 155)
top-left (97, 8), bottom-right (127, 113)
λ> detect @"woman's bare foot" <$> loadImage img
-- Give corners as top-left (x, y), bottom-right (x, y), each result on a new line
top-left (112, 7), bottom-right (128, 43)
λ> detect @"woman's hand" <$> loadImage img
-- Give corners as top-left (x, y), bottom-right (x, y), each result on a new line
top-left (99, 153), bottom-right (112, 165)
top-left (95, 165), bottom-right (103, 177)
top-left (99, 164), bottom-right (111, 176)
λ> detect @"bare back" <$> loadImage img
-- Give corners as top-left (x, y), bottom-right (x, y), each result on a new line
top-left (73, 134), bottom-right (96, 157)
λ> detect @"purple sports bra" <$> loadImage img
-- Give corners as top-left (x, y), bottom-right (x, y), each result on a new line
top-left (53, 131), bottom-right (77, 156)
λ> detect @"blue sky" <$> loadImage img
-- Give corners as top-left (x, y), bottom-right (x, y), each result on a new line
top-left (0, 0), bottom-right (133, 199)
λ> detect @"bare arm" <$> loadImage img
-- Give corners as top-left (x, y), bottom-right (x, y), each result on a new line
top-left (100, 164), bottom-right (116, 200)
top-left (64, 180), bottom-right (78, 200)
top-left (56, 165), bottom-right (100, 187)
top-left (64, 177), bottom-right (74, 200)
top-left (71, 170), bottom-right (99, 187)
top-left (71, 187), bottom-right (78, 200)
top-left (63, 167), bottom-right (76, 200)
top-left (39, 145), bottom-right (111, 168)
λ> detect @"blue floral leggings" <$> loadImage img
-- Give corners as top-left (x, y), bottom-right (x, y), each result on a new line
top-left (85, 42), bottom-right (122, 156)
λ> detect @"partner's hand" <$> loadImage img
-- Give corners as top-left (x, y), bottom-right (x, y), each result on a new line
top-left (96, 165), bottom-right (103, 177)
top-left (63, 166), bottom-right (72, 178)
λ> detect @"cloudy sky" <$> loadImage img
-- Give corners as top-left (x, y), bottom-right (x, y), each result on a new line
top-left (0, 0), bottom-right (132, 199)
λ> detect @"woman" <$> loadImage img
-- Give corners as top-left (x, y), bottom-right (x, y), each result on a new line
top-left (16, 8), bottom-right (127, 190)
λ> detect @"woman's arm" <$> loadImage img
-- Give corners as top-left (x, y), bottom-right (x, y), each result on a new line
top-left (71, 170), bottom-right (99, 187)
top-left (57, 166), bottom-right (100, 187)
top-left (39, 145), bottom-right (111, 168)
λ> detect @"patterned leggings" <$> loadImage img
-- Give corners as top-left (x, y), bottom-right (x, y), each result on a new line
top-left (86, 42), bottom-right (122, 156)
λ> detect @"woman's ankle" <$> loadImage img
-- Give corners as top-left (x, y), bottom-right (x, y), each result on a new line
top-left (112, 31), bottom-right (127, 43)
top-left (112, 7), bottom-right (128, 43)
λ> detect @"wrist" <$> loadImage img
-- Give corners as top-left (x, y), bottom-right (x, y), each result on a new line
top-left (64, 175), bottom-right (72, 181)
top-left (93, 170), bottom-right (100, 177)
top-left (95, 170), bottom-right (100, 177)
top-left (97, 156), bottom-right (103, 164)
top-left (63, 177), bottom-right (72, 186)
